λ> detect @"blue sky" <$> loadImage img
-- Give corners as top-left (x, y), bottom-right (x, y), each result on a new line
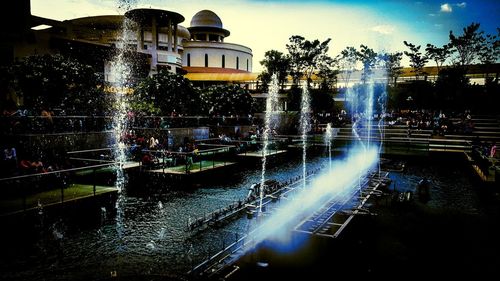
top-left (32, 0), bottom-right (499, 71)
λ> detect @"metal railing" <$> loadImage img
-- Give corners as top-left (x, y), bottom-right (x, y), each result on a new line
top-left (0, 163), bottom-right (117, 216)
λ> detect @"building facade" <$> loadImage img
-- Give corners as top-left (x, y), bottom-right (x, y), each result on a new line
top-left (1, 1), bottom-right (253, 80)
top-left (182, 10), bottom-right (253, 73)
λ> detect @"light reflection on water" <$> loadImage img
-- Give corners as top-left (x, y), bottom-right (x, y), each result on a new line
top-left (389, 160), bottom-right (480, 213)
top-left (0, 156), bottom-right (481, 280)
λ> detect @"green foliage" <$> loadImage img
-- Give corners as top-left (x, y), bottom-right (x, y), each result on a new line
top-left (132, 70), bottom-right (200, 115)
top-left (316, 56), bottom-right (338, 91)
top-left (425, 43), bottom-right (452, 72)
top-left (449, 22), bottom-right (485, 66)
top-left (356, 45), bottom-right (377, 83)
top-left (435, 66), bottom-right (470, 109)
top-left (286, 35), bottom-right (332, 85)
top-left (259, 50), bottom-right (290, 90)
top-left (286, 85), bottom-right (302, 111)
top-left (478, 28), bottom-right (500, 65)
top-left (8, 54), bottom-right (105, 114)
top-left (200, 84), bottom-right (253, 116)
top-left (336, 46), bottom-right (358, 88)
top-left (403, 41), bottom-right (429, 79)
top-left (309, 88), bottom-right (335, 113)
top-left (378, 52), bottom-right (403, 85)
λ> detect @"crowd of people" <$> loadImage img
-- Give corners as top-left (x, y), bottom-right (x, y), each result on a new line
top-left (385, 109), bottom-right (476, 136)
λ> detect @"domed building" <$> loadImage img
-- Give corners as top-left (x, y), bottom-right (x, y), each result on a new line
top-left (2, 2), bottom-right (256, 84)
top-left (182, 10), bottom-right (253, 74)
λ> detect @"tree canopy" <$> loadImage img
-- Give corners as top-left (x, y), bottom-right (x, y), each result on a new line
top-left (286, 35), bottom-right (332, 86)
top-left (200, 84), bottom-right (254, 117)
top-left (132, 70), bottom-right (200, 116)
top-left (259, 50), bottom-right (290, 91)
top-left (403, 41), bottom-right (429, 80)
top-left (5, 54), bottom-right (106, 114)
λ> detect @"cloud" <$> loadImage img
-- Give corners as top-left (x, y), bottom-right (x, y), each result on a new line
top-left (370, 25), bottom-right (396, 35)
top-left (456, 2), bottom-right (466, 8)
top-left (440, 3), bottom-right (453, 13)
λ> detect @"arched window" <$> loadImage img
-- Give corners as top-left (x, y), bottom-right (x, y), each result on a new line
top-left (205, 54), bottom-right (208, 67)
top-left (236, 57), bottom-right (239, 70)
top-left (222, 55), bottom-right (225, 68)
top-left (187, 53), bottom-right (191, 67)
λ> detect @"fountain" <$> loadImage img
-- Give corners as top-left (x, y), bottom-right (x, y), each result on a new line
top-left (259, 74), bottom-right (280, 214)
top-left (109, 5), bottom-right (136, 192)
top-left (299, 82), bottom-right (311, 189)
top-left (366, 82), bottom-right (374, 150)
top-left (107, 1), bottom-right (138, 256)
top-left (324, 123), bottom-right (337, 171)
top-left (221, 59), bottom-right (389, 268)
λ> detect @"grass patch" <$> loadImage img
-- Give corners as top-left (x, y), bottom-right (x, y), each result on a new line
top-left (0, 184), bottom-right (116, 215)
top-left (164, 160), bottom-right (229, 173)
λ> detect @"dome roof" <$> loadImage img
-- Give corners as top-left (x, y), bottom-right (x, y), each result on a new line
top-left (176, 25), bottom-right (190, 39)
top-left (190, 10), bottom-right (223, 29)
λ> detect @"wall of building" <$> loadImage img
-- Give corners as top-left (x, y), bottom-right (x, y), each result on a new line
top-left (183, 41), bottom-right (252, 72)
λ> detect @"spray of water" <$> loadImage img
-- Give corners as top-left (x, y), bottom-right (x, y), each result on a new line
top-left (109, 1), bottom-right (137, 252)
top-left (259, 74), bottom-right (280, 214)
top-left (299, 82), bottom-right (311, 189)
top-left (250, 147), bottom-right (379, 248)
top-left (109, 15), bottom-right (136, 192)
top-left (377, 69), bottom-right (389, 176)
top-left (324, 123), bottom-right (333, 170)
top-left (366, 82), bottom-right (374, 150)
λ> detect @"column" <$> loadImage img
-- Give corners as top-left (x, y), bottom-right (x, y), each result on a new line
top-left (173, 24), bottom-right (178, 53)
top-left (167, 18), bottom-right (172, 52)
top-left (151, 16), bottom-right (158, 70)
top-left (137, 27), bottom-right (144, 51)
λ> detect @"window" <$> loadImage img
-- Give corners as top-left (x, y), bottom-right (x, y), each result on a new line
top-left (236, 57), bottom-right (239, 70)
top-left (246, 59), bottom-right (249, 71)
top-left (222, 55), bottom-right (225, 68)
top-left (187, 53), bottom-right (191, 67)
top-left (205, 54), bottom-right (208, 67)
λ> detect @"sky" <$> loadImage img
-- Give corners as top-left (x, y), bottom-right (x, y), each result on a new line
top-left (31, 0), bottom-right (499, 72)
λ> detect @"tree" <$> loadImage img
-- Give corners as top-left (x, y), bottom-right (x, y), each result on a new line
top-left (316, 55), bottom-right (338, 91)
top-left (286, 35), bottom-right (331, 86)
top-left (259, 50), bottom-right (290, 90)
top-left (378, 52), bottom-right (403, 85)
top-left (357, 45), bottom-right (378, 83)
top-left (435, 66), bottom-right (470, 110)
top-left (336, 46), bottom-right (358, 89)
top-left (133, 70), bottom-right (200, 116)
top-left (200, 84), bottom-right (254, 117)
top-left (479, 29), bottom-right (500, 65)
top-left (478, 28), bottom-right (500, 83)
top-left (335, 46), bottom-right (358, 101)
top-left (425, 43), bottom-right (452, 73)
top-left (12, 54), bottom-right (106, 114)
top-left (449, 22), bottom-right (485, 67)
top-left (403, 41), bottom-right (429, 80)
top-left (310, 88), bottom-right (335, 114)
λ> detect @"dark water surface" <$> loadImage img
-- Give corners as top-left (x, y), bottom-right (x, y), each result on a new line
top-left (1, 155), bottom-right (497, 280)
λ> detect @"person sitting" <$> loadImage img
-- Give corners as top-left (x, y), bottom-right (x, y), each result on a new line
top-left (141, 152), bottom-right (154, 168)
top-left (149, 136), bottom-right (159, 149)
top-left (490, 142), bottom-right (497, 158)
top-left (31, 159), bottom-right (45, 173)
top-left (19, 159), bottom-right (32, 175)
top-left (3, 147), bottom-right (17, 175)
